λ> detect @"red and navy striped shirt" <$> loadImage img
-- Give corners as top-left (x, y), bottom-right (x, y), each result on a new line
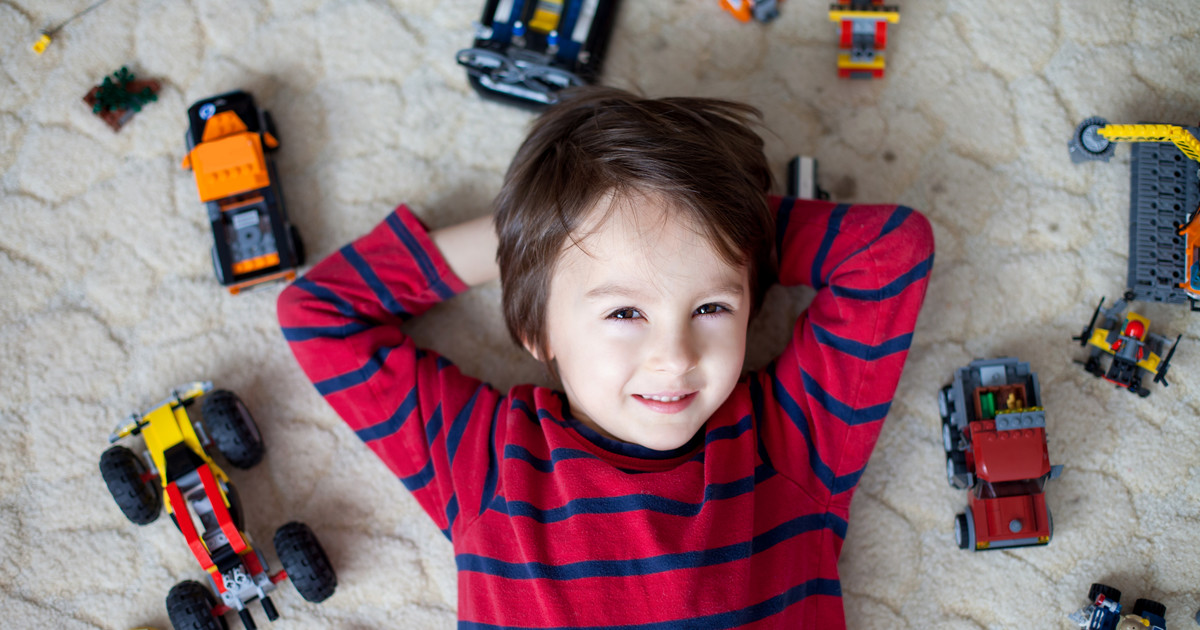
top-left (277, 197), bottom-right (934, 628)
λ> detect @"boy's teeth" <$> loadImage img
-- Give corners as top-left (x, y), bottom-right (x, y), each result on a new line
top-left (642, 394), bottom-right (685, 402)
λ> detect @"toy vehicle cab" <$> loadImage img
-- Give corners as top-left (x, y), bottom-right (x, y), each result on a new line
top-left (1067, 583), bottom-right (1167, 630)
top-left (182, 91), bottom-right (305, 295)
top-left (100, 382), bottom-right (336, 630)
top-left (456, 0), bottom-right (620, 109)
top-left (938, 358), bottom-right (1062, 551)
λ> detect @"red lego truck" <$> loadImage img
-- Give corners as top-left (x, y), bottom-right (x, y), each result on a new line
top-left (938, 358), bottom-right (1063, 551)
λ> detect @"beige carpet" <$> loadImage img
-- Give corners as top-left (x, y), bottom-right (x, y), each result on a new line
top-left (2, 0), bottom-right (1199, 628)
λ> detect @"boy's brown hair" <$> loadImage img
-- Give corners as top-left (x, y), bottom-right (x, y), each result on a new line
top-left (493, 86), bottom-right (775, 375)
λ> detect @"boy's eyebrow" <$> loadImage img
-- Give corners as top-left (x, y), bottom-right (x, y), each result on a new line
top-left (583, 282), bottom-right (746, 301)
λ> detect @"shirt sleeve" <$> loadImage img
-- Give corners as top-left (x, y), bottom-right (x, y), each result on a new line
top-left (276, 205), bottom-right (503, 541)
top-left (753, 196), bottom-right (935, 516)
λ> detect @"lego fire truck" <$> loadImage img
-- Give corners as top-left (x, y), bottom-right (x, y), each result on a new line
top-left (938, 358), bottom-right (1062, 551)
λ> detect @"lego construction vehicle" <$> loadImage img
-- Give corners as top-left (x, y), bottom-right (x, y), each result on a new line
top-left (1067, 583), bottom-right (1168, 630)
top-left (100, 382), bottom-right (336, 630)
top-left (1068, 117), bottom-right (1200, 309)
top-left (182, 91), bottom-right (305, 295)
top-left (1073, 292), bottom-right (1180, 398)
top-left (456, 0), bottom-right (620, 109)
top-left (938, 358), bottom-right (1062, 551)
top-left (828, 0), bottom-right (899, 79)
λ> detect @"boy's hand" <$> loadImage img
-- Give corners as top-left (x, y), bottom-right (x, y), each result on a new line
top-left (431, 214), bottom-right (500, 287)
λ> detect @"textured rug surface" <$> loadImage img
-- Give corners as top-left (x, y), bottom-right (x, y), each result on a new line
top-left (2, 1), bottom-right (1199, 628)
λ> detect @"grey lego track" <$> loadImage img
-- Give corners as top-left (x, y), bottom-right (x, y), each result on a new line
top-left (1127, 129), bottom-right (1200, 304)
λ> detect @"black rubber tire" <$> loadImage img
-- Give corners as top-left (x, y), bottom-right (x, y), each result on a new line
top-left (274, 522), bottom-right (337, 603)
top-left (166, 580), bottom-right (228, 630)
top-left (201, 390), bottom-right (264, 469)
top-left (1132, 598), bottom-right (1166, 619)
top-left (290, 224), bottom-right (306, 268)
top-left (1089, 583), bottom-right (1121, 605)
top-left (100, 445), bottom-right (161, 525)
top-left (954, 513), bottom-right (970, 550)
top-left (210, 246), bottom-right (225, 285)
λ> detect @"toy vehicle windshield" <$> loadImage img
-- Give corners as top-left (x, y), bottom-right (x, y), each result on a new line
top-left (975, 476), bottom-right (1047, 499)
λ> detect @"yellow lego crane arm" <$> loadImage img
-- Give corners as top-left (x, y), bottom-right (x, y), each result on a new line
top-left (1099, 124), bottom-right (1200, 163)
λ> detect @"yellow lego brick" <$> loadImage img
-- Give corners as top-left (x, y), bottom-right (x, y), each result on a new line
top-left (32, 33), bottom-right (52, 54)
top-left (828, 8), bottom-right (900, 22)
top-left (837, 53), bottom-right (887, 70)
top-left (528, 0), bottom-right (564, 34)
top-left (1100, 123), bottom-right (1200, 163)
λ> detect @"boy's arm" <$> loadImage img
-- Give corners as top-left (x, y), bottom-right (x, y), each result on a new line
top-left (431, 214), bottom-right (500, 287)
top-left (754, 196), bottom-right (934, 515)
top-left (277, 205), bottom-right (503, 540)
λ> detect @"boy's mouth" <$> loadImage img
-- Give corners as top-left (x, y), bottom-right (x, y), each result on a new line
top-left (633, 392), bottom-right (697, 413)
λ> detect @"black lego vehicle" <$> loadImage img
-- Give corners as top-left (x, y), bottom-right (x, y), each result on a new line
top-left (181, 91), bottom-right (305, 294)
top-left (456, 0), bottom-right (620, 109)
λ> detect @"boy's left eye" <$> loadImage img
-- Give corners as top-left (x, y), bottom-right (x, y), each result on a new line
top-left (695, 303), bottom-right (727, 316)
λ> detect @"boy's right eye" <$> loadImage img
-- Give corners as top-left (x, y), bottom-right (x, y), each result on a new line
top-left (607, 308), bottom-right (642, 320)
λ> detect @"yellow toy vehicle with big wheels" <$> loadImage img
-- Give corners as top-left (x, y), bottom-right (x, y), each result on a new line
top-left (100, 382), bottom-right (336, 630)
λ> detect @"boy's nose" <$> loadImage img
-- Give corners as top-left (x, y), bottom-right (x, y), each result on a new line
top-left (646, 326), bottom-right (699, 375)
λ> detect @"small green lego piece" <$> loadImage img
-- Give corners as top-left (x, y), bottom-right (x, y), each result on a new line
top-left (980, 392), bottom-right (995, 419)
top-left (91, 66), bottom-right (158, 114)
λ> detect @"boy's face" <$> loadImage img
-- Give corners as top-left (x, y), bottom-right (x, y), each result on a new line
top-left (540, 193), bottom-right (752, 451)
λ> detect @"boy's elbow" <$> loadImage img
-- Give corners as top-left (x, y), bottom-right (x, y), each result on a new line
top-left (900, 206), bottom-right (936, 263)
top-left (276, 278), bottom-right (312, 328)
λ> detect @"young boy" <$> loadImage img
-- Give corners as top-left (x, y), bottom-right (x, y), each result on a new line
top-left (278, 87), bottom-right (934, 628)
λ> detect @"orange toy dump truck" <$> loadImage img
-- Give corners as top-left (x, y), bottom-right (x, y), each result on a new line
top-left (182, 91), bottom-right (305, 294)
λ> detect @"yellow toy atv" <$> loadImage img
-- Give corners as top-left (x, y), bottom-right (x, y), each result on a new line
top-left (100, 382), bottom-right (336, 630)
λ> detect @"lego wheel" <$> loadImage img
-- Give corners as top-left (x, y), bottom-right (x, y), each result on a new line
top-left (201, 390), bottom-right (264, 469)
top-left (941, 422), bottom-right (959, 453)
top-left (954, 512), bottom-right (975, 550)
top-left (210, 247), bottom-right (225, 285)
top-left (1131, 598), bottom-right (1166, 619)
top-left (945, 454), bottom-right (973, 490)
top-left (1088, 583), bottom-right (1122, 605)
top-left (100, 445), bottom-right (161, 525)
top-left (290, 224), bottom-right (306, 268)
top-left (274, 522), bottom-right (337, 603)
top-left (937, 385), bottom-right (953, 420)
top-left (1068, 117), bottom-right (1115, 163)
top-left (166, 580), bottom-right (228, 630)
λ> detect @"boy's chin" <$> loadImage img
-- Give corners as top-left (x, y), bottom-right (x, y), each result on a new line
top-left (628, 426), bottom-right (702, 452)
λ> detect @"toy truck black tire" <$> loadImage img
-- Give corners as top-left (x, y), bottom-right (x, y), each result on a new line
top-left (201, 390), bottom-right (264, 469)
top-left (954, 511), bottom-right (975, 550)
top-left (290, 224), bottom-right (306, 268)
top-left (274, 522), bottom-right (337, 603)
top-left (1132, 598), bottom-right (1166, 619)
top-left (166, 580), bottom-right (228, 630)
top-left (1088, 583), bottom-right (1122, 605)
top-left (100, 445), bottom-right (161, 525)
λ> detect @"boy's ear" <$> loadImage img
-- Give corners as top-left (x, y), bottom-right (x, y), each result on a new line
top-left (521, 337), bottom-right (551, 362)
